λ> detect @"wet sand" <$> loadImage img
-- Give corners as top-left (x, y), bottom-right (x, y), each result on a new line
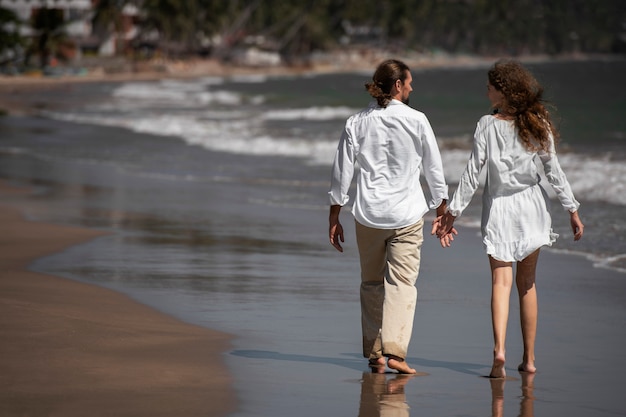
top-left (222, 213), bottom-right (626, 416)
top-left (0, 182), bottom-right (235, 417)
top-left (2, 179), bottom-right (625, 416)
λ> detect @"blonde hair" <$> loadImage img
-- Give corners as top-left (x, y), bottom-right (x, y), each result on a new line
top-left (488, 60), bottom-right (559, 152)
top-left (365, 59), bottom-right (410, 108)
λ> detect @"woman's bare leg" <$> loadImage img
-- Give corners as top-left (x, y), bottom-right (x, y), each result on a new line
top-left (489, 256), bottom-right (513, 378)
top-left (516, 250), bottom-right (540, 373)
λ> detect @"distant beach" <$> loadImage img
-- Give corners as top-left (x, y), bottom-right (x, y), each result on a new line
top-left (1, 52), bottom-right (610, 115)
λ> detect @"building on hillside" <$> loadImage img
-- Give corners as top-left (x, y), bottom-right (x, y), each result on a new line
top-left (0, 0), bottom-right (139, 60)
top-left (0, 0), bottom-right (92, 36)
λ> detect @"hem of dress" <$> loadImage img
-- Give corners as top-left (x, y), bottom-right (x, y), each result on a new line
top-left (484, 230), bottom-right (558, 262)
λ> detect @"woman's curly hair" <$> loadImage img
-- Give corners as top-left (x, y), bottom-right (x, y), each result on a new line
top-left (365, 59), bottom-right (410, 108)
top-left (488, 60), bottom-right (559, 152)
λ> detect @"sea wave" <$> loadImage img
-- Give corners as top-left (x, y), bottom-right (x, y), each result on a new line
top-left (438, 149), bottom-right (626, 206)
top-left (44, 107), bottom-right (626, 208)
top-left (545, 248), bottom-right (626, 275)
top-left (17, 109), bottom-right (626, 277)
top-left (111, 81), bottom-right (242, 106)
top-left (229, 74), bottom-right (270, 83)
top-left (263, 106), bottom-right (358, 121)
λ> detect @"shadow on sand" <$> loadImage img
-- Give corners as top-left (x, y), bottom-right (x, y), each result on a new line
top-left (230, 349), bottom-right (485, 375)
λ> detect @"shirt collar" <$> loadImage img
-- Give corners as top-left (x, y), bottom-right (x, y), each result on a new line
top-left (369, 98), bottom-right (405, 109)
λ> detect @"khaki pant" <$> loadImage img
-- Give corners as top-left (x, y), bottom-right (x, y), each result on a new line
top-left (355, 219), bottom-right (424, 360)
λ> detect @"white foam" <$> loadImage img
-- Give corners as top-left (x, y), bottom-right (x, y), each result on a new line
top-left (45, 108), bottom-right (626, 208)
top-left (112, 83), bottom-right (188, 101)
top-left (545, 248), bottom-right (626, 275)
top-left (158, 76), bottom-right (224, 88)
top-left (439, 148), bottom-right (626, 206)
top-left (554, 153), bottom-right (626, 205)
top-left (229, 74), bottom-right (269, 83)
top-left (195, 76), bottom-right (226, 86)
top-left (110, 82), bottom-right (242, 107)
top-left (263, 106), bottom-right (358, 121)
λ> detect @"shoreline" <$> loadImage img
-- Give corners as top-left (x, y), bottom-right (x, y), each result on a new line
top-left (0, 180), bottom-right (236, 417)
top-left (1, 52), bottom-right (620, 117)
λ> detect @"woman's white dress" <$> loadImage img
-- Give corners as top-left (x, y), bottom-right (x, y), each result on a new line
top-left (448, 115), bottom-right (580, 262)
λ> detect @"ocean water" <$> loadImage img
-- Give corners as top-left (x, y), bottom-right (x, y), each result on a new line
top-left (1, 57), bottom-right (625, 416)
top-left (6, 58), bottom-right (624, 270)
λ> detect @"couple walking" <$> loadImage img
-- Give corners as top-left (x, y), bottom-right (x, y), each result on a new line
top-left (328, 59), bottom-right (584, 377)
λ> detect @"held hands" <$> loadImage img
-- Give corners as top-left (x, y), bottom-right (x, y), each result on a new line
top-left (431, 212), bottom-right (458, 248)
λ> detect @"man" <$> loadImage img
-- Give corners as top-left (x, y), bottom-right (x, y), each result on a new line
top-left (328, 59), bottom-right (453, 374)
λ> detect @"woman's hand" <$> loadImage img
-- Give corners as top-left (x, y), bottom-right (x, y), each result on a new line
top-left (432, 213), bottom-right (458, 248)
top-left (570, 210), bottom-right (584, 241)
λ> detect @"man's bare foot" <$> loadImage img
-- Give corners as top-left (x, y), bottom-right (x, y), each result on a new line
top-left (517, 363), bottom-right (537, 373)
top-left (368, 357), bottom-right (386, 373)
top-left (489, 354), bottom-right (506, 378)
top-left (369, 357), bottom-right (386, 367)
top-left (387, 356), bottom-right (417, 374)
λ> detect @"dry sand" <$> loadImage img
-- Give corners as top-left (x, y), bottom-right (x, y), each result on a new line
top-left (0, 181), bottom-right (235, 417)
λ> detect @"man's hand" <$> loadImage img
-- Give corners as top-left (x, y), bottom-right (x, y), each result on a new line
top-left (436, 199), bottom-right (448, 218)
top-left (431, 212), bottom-right (458, 248)
top-left (329, 221), bottom-right (344, 252)
top-left (329, 205), bottom-right (344, 252)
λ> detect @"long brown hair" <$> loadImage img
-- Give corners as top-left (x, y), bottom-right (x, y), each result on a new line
top-left (365, 59), bottom-right (410, 108)
top-left (488, 60), bottom-right (559, 152)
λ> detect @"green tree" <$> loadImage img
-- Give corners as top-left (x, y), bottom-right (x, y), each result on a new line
top-left (29, 7), bottom-right (67, 68)
top-left (133, 0), bottom-right (625, 59)
top-left (140, 0), bottom-right (231, 56)
top-left (0, 6), bottom-right (24, 68)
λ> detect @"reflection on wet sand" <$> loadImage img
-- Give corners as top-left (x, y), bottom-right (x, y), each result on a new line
top-left (358, 372), bottom-right (413, 417)
top-left (490, 372), bottom-right (536, 417)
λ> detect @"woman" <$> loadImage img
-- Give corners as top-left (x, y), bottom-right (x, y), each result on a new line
top-left (435, 60), bottom-right (584, 378)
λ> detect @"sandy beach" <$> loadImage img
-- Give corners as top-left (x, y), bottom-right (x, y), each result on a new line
top-left (1, 57), bottom-right (625, 416)
top-left (0, 181), bottom-right (235, 417)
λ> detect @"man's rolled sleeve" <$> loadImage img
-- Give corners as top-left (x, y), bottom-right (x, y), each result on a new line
top-left (328, 128), bottom-right (355, 207)
top-left (420, 119), bottom-right (449, 209)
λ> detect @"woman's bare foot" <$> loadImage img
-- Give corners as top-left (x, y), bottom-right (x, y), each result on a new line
top-left (489, 353), bottom-right (506, 378)
top-left (387, 356), bottom-right (417, 374)
top-left (517, 363), bottom-right (537, 373)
